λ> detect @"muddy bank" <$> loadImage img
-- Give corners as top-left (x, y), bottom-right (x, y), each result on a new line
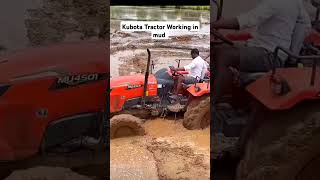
top-left (24, 0), bottom-right (108, 46)
top-left (110, 119), bottom-right (210, 180)
top-left (110, 6), bottom-right (210, 78)
top-left (110, 31), bottom-right (210, 77)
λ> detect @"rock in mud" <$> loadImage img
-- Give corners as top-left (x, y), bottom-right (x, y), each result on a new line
top-left (5, 166), bottom-right (92, 180)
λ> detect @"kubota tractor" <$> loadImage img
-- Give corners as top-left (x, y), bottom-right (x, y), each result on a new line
top-left (0, 41), bottom-right (108, 163)
top-left (210, 0), bottom-right (320, 179)
top-left (110, 49), bottom-right (210, 139)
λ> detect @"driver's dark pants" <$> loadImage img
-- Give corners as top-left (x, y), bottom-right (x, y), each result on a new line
top-left (212, 44), bottom-right (281, 102)
top-left (174, 75), bottom-right (197, 94)
top-left (212, 44), bottom-right (282, 158)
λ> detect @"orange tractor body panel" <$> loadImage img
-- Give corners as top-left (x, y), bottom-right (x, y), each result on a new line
top-left (0, 41), bottom-right (108, 161)
top-left (110, 74), bottom-right (158, 113)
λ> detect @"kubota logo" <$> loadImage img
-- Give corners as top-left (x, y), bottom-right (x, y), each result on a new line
top-left (58, 74), bottom-right (99, 86)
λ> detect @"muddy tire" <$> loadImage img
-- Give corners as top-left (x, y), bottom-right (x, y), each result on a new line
top-left (183, 95), bottom-right (210, 130)
top-left (110, 114), bottom-right (145, 139)
top-left (237, 102), bottom-right (320, 180)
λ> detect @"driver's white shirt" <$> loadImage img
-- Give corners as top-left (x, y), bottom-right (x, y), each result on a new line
top-left (237, 0), bottom-right (311, 53)
top-left (184, 56), bottom-right (208, 79)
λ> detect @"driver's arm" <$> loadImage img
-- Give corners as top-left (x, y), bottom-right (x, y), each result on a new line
top-left (213, 0), bottom-right (278, 30)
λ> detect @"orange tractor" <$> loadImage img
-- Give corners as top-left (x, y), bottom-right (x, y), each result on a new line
top-left (0, 41), bottom-right (108, 162)
top-left (210, 0), bottom-right (320, 179)
top-left (109, 49), bottom-right (210, 138)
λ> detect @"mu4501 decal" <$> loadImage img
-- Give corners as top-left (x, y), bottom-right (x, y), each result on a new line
top-left (52, 73), bottom-right (107, 89)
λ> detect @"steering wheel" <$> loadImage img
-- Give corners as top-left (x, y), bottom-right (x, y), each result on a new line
top-left (211, 29), bottom-right (234, 46)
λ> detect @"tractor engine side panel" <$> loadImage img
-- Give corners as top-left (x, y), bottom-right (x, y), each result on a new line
top-left (110, 75), bottom-right (158, 113)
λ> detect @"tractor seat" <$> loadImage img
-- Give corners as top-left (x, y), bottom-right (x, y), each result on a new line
top-left (239, 72), bottom-right (266, 86)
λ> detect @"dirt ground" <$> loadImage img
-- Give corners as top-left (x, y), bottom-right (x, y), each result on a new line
top-left (110, 30), bottom-right (210, 78)
top-left (110, 118), bottom-right (210, 180)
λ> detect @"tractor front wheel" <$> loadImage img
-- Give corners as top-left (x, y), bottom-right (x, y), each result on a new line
top-left (237, 101), bottom-right (320, 180)
top-left (110, 114), bottom-right (145, 139)
top-left (183, 95), bottom-right (210, 130)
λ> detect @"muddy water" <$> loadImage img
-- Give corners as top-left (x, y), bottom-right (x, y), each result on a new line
top-left (110, 119), bottom-right (210, 179)
top-left (144, 119), bottom-right (210, 150)
top-left (111, 6), bottom-right (209, 33)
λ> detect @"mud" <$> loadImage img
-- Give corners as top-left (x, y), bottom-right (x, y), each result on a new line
top-left (110, 119), bottom-right (210, 180)
top-left (110, 35), bottom-right (210, 77)
top-left (24, 0), bottom-right (107, 46)
top-left (5, 166), bottom-right (92, 180)
top-left (212, 133), bottom-right (239, 159)
top-left (110, 6), bottom-right (210, 78)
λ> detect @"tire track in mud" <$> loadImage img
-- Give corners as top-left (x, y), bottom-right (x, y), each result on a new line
top-left (145, 138), bottom-right (210, 180)
top-left (110, 119), bottom-right (210, 180)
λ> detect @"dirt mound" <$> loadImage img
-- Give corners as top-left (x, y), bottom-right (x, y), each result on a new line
top-left (183, 95), bottom-right (210, 130)
top-left (5, 166), bottom-right (91, 180)
top-left (110, 114), bottom-right (145, 139)
top-left (237, 103), bottom-right (320, 180)
top-left (147, 138), bottom-right (210, 180)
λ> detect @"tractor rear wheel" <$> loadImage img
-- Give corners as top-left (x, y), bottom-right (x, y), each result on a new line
top-left (110, 114), bottom-right (145, 139)
top-left (237, 101), bottom-right (320, 180)
top-left (183, 95), bottom-right (210, 130)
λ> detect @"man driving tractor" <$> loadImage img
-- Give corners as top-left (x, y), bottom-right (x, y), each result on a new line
top-left (171, 48), bottom-right (208, 95)
top-left (212, 0), bottom-right (311, 103)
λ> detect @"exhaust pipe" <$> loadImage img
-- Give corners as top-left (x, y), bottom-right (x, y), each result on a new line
top-left (142, 49), bottom-right (151, 105)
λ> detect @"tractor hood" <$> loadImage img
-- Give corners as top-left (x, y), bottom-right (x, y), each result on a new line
top-left (0, 41), bottom-right (107, 84)
top-left (110, 74), bottom-right (157, 89)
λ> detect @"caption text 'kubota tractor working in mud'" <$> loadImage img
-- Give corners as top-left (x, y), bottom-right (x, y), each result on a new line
top-left (110, 49), bottom-right (211, 139)
top-left (211, 0), bottom-right (320, 179)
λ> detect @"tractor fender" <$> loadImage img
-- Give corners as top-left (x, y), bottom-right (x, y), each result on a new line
top-left (0, 139), bottom-right (15, 161)
top-left (247, 68), bottom-right (320, 110)
top-left (187, 83), bottom-right (210, 97)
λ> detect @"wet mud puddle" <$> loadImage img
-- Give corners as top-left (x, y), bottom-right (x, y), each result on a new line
top-left (110, 118), bottom-right (210, 180)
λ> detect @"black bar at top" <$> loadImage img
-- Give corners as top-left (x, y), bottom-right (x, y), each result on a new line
top-left (110, 0), bottom-right (210, 6)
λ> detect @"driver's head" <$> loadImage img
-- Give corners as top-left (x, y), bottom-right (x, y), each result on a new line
top-left (191, 49), bottom-right (199, 59)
